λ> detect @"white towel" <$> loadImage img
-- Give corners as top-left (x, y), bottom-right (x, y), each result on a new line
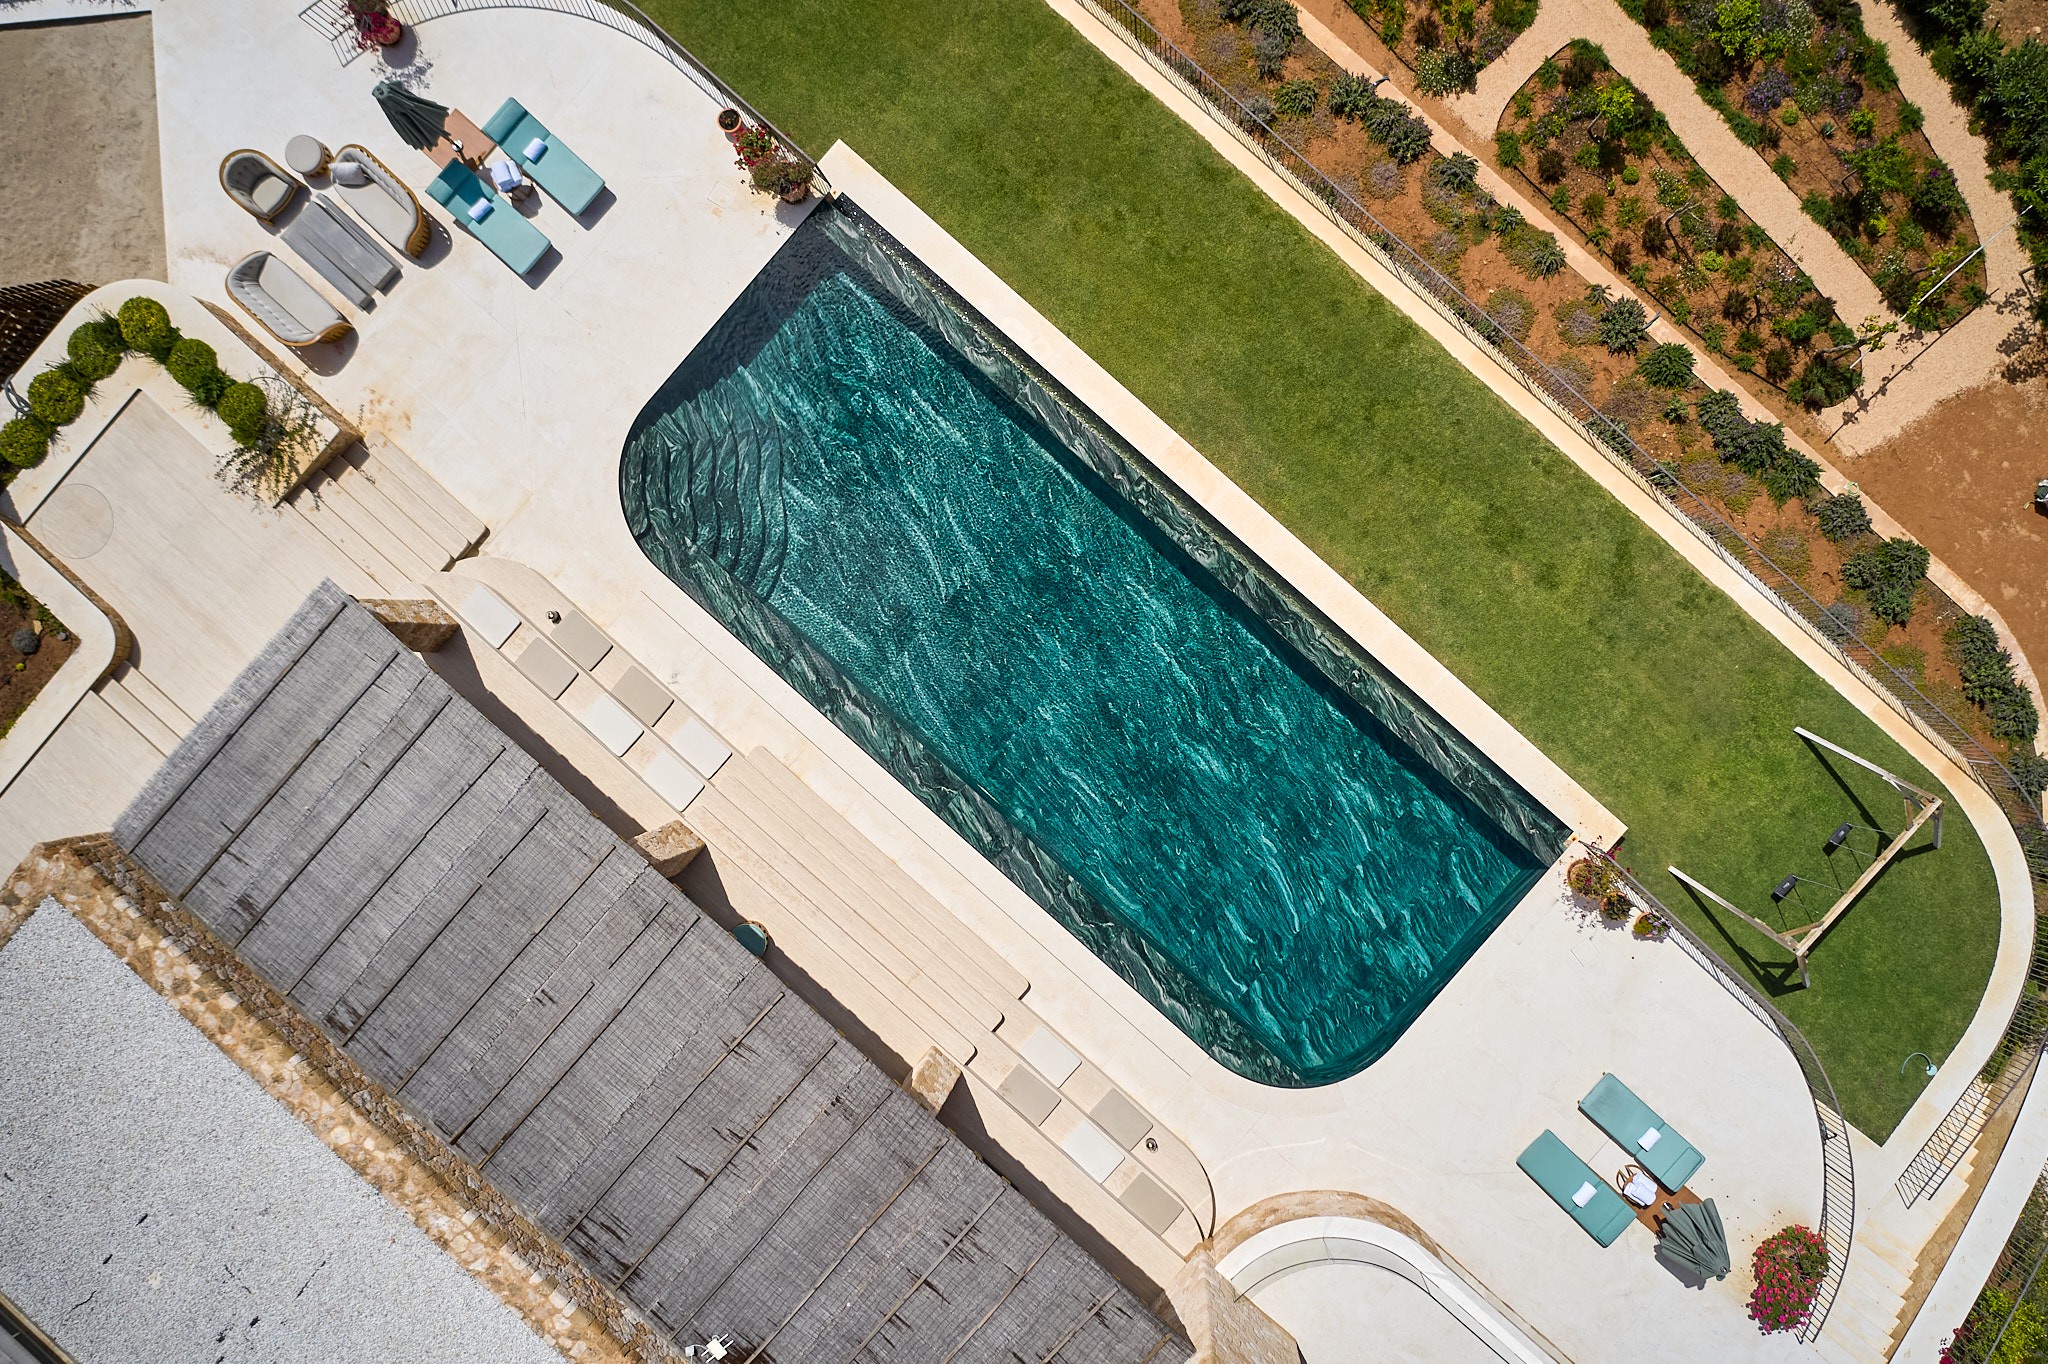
top-left (1571, 1181), bottom-right (1597, 1208)
top-left (467, 198), bottom-right (493, 223)
top-left (487, 159), bottom-right (522, 191)
top-left (524, 136), bottom-right (548, 161)
top-left (1639, 1128), bottom-right (1662, 1151)
top-left (1623, 1171), bottom-right (1658, 1206)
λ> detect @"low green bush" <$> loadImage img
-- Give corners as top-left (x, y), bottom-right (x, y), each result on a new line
top-left (1598, 295), bottom-right (1650, 352)
top-left (1946, 614), bottom-right (2041, 741)
top-left (1329, 71), bottom-right (1376, 120)
top-left (1844, 537), bottom-right (1930, 628)
top-left (1433, 151), bottom-right (1481, 194)
top-left (166, 337), bottom-right (231, 406)
top-left (26, 368), bottom-right (86, 426)
top-left (1815, 491), bottom-right (1872, 542)
top-left (1273, 78), bottom-right (1319, 118)
top-left (1637, 341), bottom-right (1696, 387)
top-left (2010, 748), bottom-right (2048, 804)
top-left (66, 315), bottom-right (127, 382)
top-left (0, 416), bottom-right (54, 469)
top-left (1760, 450), bottom-right (1821, 503)
top-left (216, 381), bottom-right (269, 444)
top-left (116, 296), bottom-right (178, 361)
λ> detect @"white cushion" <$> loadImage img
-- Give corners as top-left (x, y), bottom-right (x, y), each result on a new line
top-left (1571, 1181), bottom-right (1598, 1209)
top-left (255, 255), bottom-right (341, 332)
top-left (331, 160), bottom-right (371, 187)
top-left (467, 198), bottom-right (493, 223)
top-left (1623, 1172), bottom-right (1658, 1206)
top-left (1638, 1128), bottom-right (1662, 1151)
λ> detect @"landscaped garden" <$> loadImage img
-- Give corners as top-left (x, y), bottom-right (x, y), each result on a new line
top-left (0, 570), bottom-right (74, 740)
top-left (641, 0), bottom-right (2005, 1136)
top-left (1340, 0), bottom-right (1541, 92)
top-left (1622, 0), bottom-right (1988, 325)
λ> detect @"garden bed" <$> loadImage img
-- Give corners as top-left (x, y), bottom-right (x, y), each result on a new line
top-left (1339, 0), bottom-right (1540, 92)
top-left (1626, 0), bottom-right (1987, 324)
top-left (0, 569), bottom-right (76, 741)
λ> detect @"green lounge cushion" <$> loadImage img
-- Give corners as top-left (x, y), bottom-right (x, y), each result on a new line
top-left (1579, 1072), bottom-right (1705, 1193)
top-left (482, 97), bottom-right (605, 215)
top-left (1518, 1130), bottom-right (1636, 1247)
top-left (426, 161), bottom-right (550, 276)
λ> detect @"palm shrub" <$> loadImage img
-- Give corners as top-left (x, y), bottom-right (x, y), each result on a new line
top-left (116, 296), bottom-right (177, 361)
top-left (0, 417), bottom-right (54, 470)
top-left (27, 369), bottom-right (86, 426)
top-left (1433, 150), bottom-right (1481, 193)
top-left (1947, 615), bottom-right (2042, 741)
top-left (1815, 491), bottom-right (1872, 542)
top-left (66, 315), bottom-right (127, 382)
top-left (1843, 537), bottom-right (1930, 628)
top-left (1273, 78), bottom-right (1319, 118)
top-left (1598, 295), bottom-right (1650, 352)
top-left (1637, 341), bottom-right (1696, 387)
top-left (215, 381), bottom-right (270, 445)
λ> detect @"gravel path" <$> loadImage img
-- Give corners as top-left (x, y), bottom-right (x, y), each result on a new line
top-left (0, 904), bottom-right (563, 1364)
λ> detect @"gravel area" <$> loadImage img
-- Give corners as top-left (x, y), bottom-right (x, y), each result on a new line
top-left (0, 903), bottom-right (564, 1364)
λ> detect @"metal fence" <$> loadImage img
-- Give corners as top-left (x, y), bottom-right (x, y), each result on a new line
top-left (0, 281), bottom-right (93, 389)
top-left (1944, 1164), bottom-right (2048, 1363)
top-left (1592, 847), bottom-right (1854, 1342)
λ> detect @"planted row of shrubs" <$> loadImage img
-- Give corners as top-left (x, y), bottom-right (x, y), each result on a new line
top-left (1694, 386), bottom-right (1821, 504)
top-left (0, 298), bottom-right (275, 477)
top-left (1946, 614), bottom-right (2041, 743)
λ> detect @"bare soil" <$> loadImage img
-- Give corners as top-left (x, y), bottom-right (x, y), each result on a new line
top-left (0, 579), bottom-right (78, 739)
top-left (1987, 0), bottom-right (2048, 39)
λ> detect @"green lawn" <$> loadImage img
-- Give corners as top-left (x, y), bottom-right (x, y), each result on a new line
top-left (640, 0), bottom-right (2003, 1137)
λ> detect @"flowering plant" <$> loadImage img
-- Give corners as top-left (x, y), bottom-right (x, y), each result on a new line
top-left (1749, 1225), bottom-right (1827, 1333)
top-left (1632, 909), bottom-right (1671, 940)
top-left (732, 124), bottom-right (780, 170)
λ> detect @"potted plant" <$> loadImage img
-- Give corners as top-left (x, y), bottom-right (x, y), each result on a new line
top-left (751, 155), bottom-right (815, 204)
top-left (732, 124), bottom-right (779, 171)
top-left (347, 0), bottom-right (403, 49)
top-left (718, 108), bottom-right (744, 149)
top-left (1631, 909), bottom-right (1670, 941)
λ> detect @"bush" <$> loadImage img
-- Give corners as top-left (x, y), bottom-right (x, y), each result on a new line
top-left (1844, 537), bottom-right (1930, 627)
top-left (1638, 342), bottom-right (1697, 387)
top-left (1790, 355), bottom-right (1861, 409)
top-left (1761, 450), bottom-right (1821, 503)
top-left (1415, 45), bottom-right (1477, 95)
top-left (26, 368), bottom-right (86, 426)
top-left (1815, 491), bottom-right (1872, 542)
top-left (165, 337), bottom-right (232, 407)
top-left (1524, 232), bottom-right (1567, 275)
top-left (1273, 78), bottom-right (1319, 118)
top-left (1912, 164), bottom-right (1968, 232)
top-left (1495, 128), bottom-right (1524, 167)
top-left (1598, 295), bottom-right (1651, 352)
top-left (1749, 1226), bottom-right (1827, 1334)
top-left (1253, 26), bottom-right (1294, 77)
top-left (1947, 615), bottom-right (2042, 740)
top-left (1434, 150), bottom-right (1481, 193)
top-left (1484, 286), bottom-right (1536, 340)
top-left (65, 316), bottom-right (127, 382)
top-left (1330, 71), bottom-right (1376, 120)
top-left (216, 381), bottom-right (269, 444)
top-left (0, 416), bottom-right (54, 469)
top-left (2010, 749), bottom-right (2048, 804)
top-left (1382, 113), bottom-right (1434, 163)
top-left (1537, 147), bottom-right (1567, 183)
top-left (116, 296), bottom-right (177, 360)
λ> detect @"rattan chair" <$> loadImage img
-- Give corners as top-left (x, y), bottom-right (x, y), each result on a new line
top-left (219, 149), bottom-right (299, 222)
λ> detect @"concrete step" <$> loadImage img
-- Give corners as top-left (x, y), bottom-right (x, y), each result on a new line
top-left (1820, 1294), bottom-right (1899, 1364)
top-left (1848, 1241), bottom-right (1915, 1299)
top-left (305, 466), bottom-right (441, 587)
top-left (723, 752), bottom-right (1022, 1024)
top-left (116, 665), bottom-right (195, 735)
top-left (1814, 1320), bottom-right (1887, 1364)
top-left (331, 443), bottom-right (472, 572)
top-left (288, 478), bottom-right (412, 592)
top-left (96, 667), bottom-right (181, 757)
top-left (360, 433), bottom-right (486, 557)
top-left (686, 788), bottom-right (984, 1070)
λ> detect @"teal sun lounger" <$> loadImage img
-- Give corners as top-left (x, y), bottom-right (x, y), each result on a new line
top-left (1580, 1072), bottom-right (1706, 1193)
top-left (1519, 1130), bottom-right (1636, 1246)
top-left (482, 98), bottom-right (605, 215)
top-left (425, 161), bottom-right (550, 276)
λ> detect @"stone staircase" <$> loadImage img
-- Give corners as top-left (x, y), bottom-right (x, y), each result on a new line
top-left (288, 434), bottom-right (486, 594)
top-left (1816, 1145), bottom-right (1984, 1363)
top-left (95, 661), bottom-right (196, 757)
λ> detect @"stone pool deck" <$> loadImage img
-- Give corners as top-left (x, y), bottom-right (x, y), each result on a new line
top-left (0, 0), bottom-right (2039, 1361)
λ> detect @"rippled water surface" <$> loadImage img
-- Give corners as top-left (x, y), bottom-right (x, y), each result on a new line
top-left (622, 210), bottom-right (1557, 1085)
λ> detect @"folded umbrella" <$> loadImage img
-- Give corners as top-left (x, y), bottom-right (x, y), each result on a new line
top-left (373, 81), bottom-right (449, 151)
top-left (1655, 1198), bottom-right (1731, 1280)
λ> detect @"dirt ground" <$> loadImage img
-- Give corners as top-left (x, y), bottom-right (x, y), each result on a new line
top-left (0, 13), bottom-right (166, 286)
top-left (1845, 379), bottom-right (2048, 674)
top-left (0, 580), bottom-right (77, 738)
top-left (1988, 0), bottom-right (2048, 38)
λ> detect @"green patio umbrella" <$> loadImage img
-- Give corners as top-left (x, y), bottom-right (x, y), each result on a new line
top-left (372, 81), bottom-right (449, 151)
top-left (1655, 1199), bottom-right (1731, 1281)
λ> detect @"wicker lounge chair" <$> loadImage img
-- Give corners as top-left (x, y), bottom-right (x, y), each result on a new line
top-left (424, 161), bottom-right (549, 275)
top-left (331, 144), bottom-right (430, 257)
top-left (1579, 1073), bottom-right (1705, 1194)
top-left (219, 149), bottom-right (299, 222)
top-left (480, 98), bottom-right (605, 214)
top-left (1518, 1130), bottom-right (1636, 1246)
top-left (226, 251), bottom-right (351, 348)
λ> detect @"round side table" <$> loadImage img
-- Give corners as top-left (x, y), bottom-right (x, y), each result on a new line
top-left (285, 135), bottom-right (331, 177)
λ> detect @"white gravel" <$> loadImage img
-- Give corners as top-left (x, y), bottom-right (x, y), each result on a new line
top-left (0, 904), bottom-right (565, 1364)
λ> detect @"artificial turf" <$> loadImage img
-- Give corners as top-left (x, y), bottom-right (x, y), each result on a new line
top-left (638, 0), bottom-right (2003, 1137)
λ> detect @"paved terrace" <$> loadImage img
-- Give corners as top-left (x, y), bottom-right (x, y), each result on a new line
top-left (0, 1), bottom-right (2033, 1361)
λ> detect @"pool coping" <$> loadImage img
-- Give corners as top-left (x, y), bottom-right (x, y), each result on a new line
top-left (819, 142), bottom-right (1626, 859)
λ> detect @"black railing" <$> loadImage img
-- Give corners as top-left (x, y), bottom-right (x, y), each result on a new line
top-left (0, 280), bottom-right (92, 388)
top-left (1943, 1165), bottom-right (2048, 1363)
top-left (1592, 847), bottom-right (1853, 1342)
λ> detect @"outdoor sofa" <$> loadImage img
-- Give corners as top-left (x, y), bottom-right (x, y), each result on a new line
top-left (1579, 1073), bottom-right (1705, 1193)
top-left (425, 161), bottom-right (549, 275)
top-left (331, 144), bottom-right (431, 257)
top-left (480, 98), bottom-right (605, 214)
top-left (219, 149), bottom-right (299, 222)
top-left (1518, 1130), bottom-right (1636, 1247)
top-left (226, 251), bottom-right (351, 348)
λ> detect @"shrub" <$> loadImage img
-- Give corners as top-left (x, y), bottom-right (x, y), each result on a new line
top-left (1764, 344), bottom-right (1795, 383)
top-left (164, 337), bottom-right (232, 406)
top-left (1844, 537), bottom-right (1930, 627)
top-left (65, 316), bottom-right (127, 382)
top-left (1382, 113), bottom-right (1434, 163)
top-left (1912, 164), bottom-right (1968, 232)
top-left (2010, 749), bottom-right (2048, 804)
top-left (1361, 159), bottom-right (1405, 198)
top-left (1485, 286), bottom-right (1536, 340)
top-left (1790, 355), bottom-right (1861, 409)
top-left (215, 381), bottom-right (269, 444)
top-left (1434, 150), bottom-right (1481, 193)
top-left (1415, 45), bottom-right (1477, 94)
top-left (1524, 231), bottom-right (1567, 276)
top-left (1598, 295), bottom-right (1651, 352)
top-left (1816, 491), bottom-right (1872, 542)
top-left (1494, 128), bottom-right (1524, 167)
top-left (1537, 147), bottom-right (1567, 183)
top-left (116, 296), bottom-right (177, 360)
top-left (26, 368), bottom-right (86, 426)
top-left (1749, 1226), bottom-right (1827, 1334)
top-left (0, 416), bottom-right (54, 469)
top-left (1899, 99), bottom-right (1925, 132)
top-left (1273, 78), bottom-right (1319, 118)
top-left (1821, 600), bottom-right (1872, 642)
top-left (1760, 450), bottom-right (1821, 503)
top-left (1566, 856), bottom-right (1616, 897)
top-left (1329, 71), bottom-right (1375, 120)
top-left (1555, 293), bottom-right (1604, 344)
top-left (1638, 342), bottom-right (1697, 388)
top-left (1253, 25), bottom-right (1294, 77)
top-left (1948, 615), bottom-right (2042, 741)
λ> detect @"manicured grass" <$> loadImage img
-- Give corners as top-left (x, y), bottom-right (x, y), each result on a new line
top-left (640, 0), bottom-right (2002, 1137)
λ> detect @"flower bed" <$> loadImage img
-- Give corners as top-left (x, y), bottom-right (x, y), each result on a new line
top-left (1338, 0), bottom-right (1541, 92)
top-left (0, 569), bottom-right (76, 741)
top-left (1750, 1224), bottom-right (1828, 1333)
top-left (1624, 0), bottom-right (1986, 325)
top-left (1496, 42), bottom-right (1867, 406)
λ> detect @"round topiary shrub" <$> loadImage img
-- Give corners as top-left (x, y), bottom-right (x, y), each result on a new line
top-left (166, 337), bottom-right (231, 406)
top-left (26, 368), bottom-right (86, 426)
top-left (66, 316), bottom-right (127, 382)
top-left (117, 296), bottom-right (178, 360)
top-left (215, 381), bottom-right (269, 444)
top-left (0, 416), bottom-right (55, 469)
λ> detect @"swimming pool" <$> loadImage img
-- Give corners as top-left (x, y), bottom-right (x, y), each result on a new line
top-left (621, 202), bottom-right (1565, 1086)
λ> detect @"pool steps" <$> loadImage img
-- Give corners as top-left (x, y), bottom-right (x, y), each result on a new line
top-left (289, 435), bottom-right (487, 595)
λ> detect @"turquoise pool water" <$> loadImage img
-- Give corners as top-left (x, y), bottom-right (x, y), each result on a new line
top-left (621, 204), bottom-right (1564, 1086)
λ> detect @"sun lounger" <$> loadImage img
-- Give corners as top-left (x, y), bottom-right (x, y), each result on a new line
top-left (480, 98), bottom-right (605, 214)
top-left (1579, 1073), bottom-right (1705, 1193)
top-left (1518, 1130), bottom-right (1636, 1247)
top-left (424, 161), bottom-right (549, 276)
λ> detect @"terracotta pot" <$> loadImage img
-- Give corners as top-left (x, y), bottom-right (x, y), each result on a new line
top-left (367, 14), bottom-right (403, 45)
top-left (781, 182), bottom-right (811, 204)
top-left (718, 108), bottom-right (744, 148)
